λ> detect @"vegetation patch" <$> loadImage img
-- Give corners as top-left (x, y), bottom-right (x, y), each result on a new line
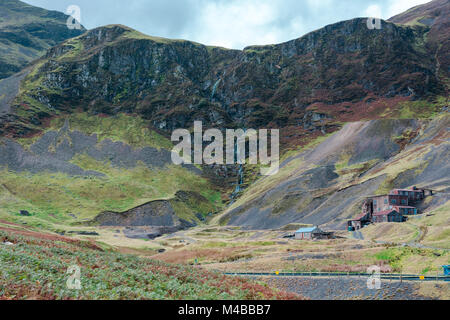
top-left (0, 161), bottom-right (221, 225)
top-left (0, 229), bottom-right (299, 300)
top-left (49, 113), bottom-right (173, 150)
top-left (391, 97), bottom-right (447, 119)
top-left (373, 247), bottom-right (448, 273)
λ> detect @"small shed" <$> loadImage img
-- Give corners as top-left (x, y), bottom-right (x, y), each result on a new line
top-left (294, 226), bottom-right (323, 240)
top-left (348, 211), bottom-right (371, 231)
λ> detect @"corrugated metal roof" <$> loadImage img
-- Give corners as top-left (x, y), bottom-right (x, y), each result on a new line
top-left (365, 194), bottom-right (389, 198)
top-left (295, 227), bottom-right (319, 233)
top-left (373, 209), bottom-right (398, 216)
top-left (352, 212), bottom-right (368, 221)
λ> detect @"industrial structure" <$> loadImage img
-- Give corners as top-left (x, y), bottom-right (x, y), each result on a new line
top-left (347, 187), bottom-right (431, 231)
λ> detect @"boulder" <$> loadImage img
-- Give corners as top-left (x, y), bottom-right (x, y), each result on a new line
top-left (19, 210), bottom-right (30, 216)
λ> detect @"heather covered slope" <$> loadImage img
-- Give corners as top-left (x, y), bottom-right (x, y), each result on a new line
top-left (389, 0), bottom-right (449, 29)
top-left (0, 222), bottom-right (299, 299)
top-left (0, 0), bottom-right (85, 79)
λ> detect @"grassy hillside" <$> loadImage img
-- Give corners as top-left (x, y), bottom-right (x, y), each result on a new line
top-left (0, 112), bottom-right (222, 230)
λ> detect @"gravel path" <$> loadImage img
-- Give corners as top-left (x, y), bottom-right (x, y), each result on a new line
top-left (250, 276), bottom-right (441, 300)
top-left (0, 70), bottom-right (28, 115)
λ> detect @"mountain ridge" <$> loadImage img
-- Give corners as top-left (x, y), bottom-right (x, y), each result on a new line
top-left (1, 17), bottom-right (445, 141)
top-left (0, 0), bottom-right (86, 79)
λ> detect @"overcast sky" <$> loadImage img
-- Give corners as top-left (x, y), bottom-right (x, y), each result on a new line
top-left (23, 0), bottom-right (431, 49)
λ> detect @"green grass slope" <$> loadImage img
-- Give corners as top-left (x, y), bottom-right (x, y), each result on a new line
top-left (0, 112), bottom-right (222, 230)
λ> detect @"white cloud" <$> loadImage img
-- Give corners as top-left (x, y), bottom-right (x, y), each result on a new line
top-left (306, 0), bottom-right (334, 11)
top-left (385, 0), bottom-right (430, 18)
top-left (23, 0), bottom-right (434, 49)
top-left (364, 4), bottom-right (383, 18)
top-left (364, 0), bottom-right (432, 20)
top-left (193, 0), bottom-right (283, 48)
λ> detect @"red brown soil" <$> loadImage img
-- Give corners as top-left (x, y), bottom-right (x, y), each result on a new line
top-left (0, 224), bottom-right (102, 250)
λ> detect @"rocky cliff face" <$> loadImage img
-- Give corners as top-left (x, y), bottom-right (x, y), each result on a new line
top-left (388, 0), bottom-right (449, 84)
top-left (93, 191), bottom-right (205, 231)
top-left (1, 17), bottom-right (445, 142)
top-left (0, 0), bottom-right (86, 80)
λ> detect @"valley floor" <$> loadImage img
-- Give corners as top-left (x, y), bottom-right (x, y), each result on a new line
top-left (1, 192), bottom-right (448, 300)
top-left (0, 221), bottom-right (299, 300)
top-left (1, 213), bottom-right (449, 299)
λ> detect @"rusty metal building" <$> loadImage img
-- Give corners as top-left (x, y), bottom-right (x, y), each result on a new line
top-left (372, 209), bottom-right (403, 223)
top-left (390, 187), bottom-right (425, 204)
top-left (371, 194), bottom-right (409, 213)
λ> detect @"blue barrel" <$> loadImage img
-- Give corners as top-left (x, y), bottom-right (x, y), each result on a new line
top-left (442, 265), bottom-right (450, 276)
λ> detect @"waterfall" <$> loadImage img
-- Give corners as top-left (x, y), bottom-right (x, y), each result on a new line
top-left (229, 128), bottom-right (246, 205)
top-left (211, 78), bottom-right (221, 100)
top-left (235, 165), bottom-right (244, 193)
